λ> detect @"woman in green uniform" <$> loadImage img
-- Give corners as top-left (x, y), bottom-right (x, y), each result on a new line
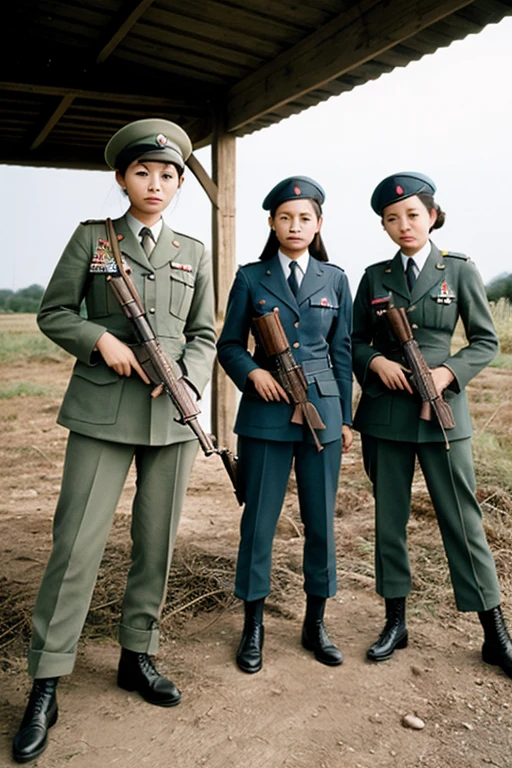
top-left (352, 171), bottom-right (512, 678)
top-left (218, 177), bottom-right (353, 674)
top-left (12, 119), bottom-right (216, 763)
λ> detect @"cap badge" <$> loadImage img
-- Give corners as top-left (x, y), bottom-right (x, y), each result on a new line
top-left (156, 133), bottom-right (168, 146)
top-left (293, 185), bottom-right (301, 196)
top-left (396, 185), bottom-right (404, 195)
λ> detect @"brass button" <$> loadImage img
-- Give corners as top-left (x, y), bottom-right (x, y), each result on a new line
top-left (294, 322), bottom-right (299, 328)
top-left (149, 307), bottom-right (156, 314)
top-left (148, 274), bottom-right (155, 281)
top-left (411, 323), bottom-right (419, 329)
top-left (293, 342), bottom-right (300, 349)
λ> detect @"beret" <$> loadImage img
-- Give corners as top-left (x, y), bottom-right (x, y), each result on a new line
top-left (371, 172), bottom-right (436, 215)
top-left (104, 118), bottom-right (192, 170)
top-left (262, 176), bottom-right (325, 211)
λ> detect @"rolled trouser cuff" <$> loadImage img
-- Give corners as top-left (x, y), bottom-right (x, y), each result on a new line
top-left (28, 648), bottom-right (75, 679)
top-left (118, 623), bottom-right (159, 654)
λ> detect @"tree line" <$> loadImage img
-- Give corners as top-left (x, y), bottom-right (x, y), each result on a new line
top-left (0, 284), bottom-right (45, 313)
top-left (1, 274), bottom-right (511, 313)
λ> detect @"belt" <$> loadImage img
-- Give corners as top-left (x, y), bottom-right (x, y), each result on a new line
top-left (301, 357), bottom-right (332, 375)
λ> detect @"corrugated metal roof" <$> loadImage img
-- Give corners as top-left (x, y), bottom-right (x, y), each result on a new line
top-left (1, 0), bottom-right (511, 168)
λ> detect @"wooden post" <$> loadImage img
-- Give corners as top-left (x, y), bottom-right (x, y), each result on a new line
top-left (211, 110), bottom-right (237, 452)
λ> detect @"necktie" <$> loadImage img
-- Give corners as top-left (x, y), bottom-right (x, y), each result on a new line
top-left (405, 258), bottom-right (417, 292)
top-left (288, 260), bottom-right (300, 296)
top-left (139, 226), bottom-right (156, 258)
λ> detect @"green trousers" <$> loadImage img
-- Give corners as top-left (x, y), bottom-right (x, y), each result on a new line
top-left (362, 436), bottom-right (500, 612)
top-left (28, 432), bottom-right (198, 679)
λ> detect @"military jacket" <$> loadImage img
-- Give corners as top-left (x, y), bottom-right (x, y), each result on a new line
top-left (38, 215), bottom-right (216, 445)
top-left (217, 254), bottom-right (353, 444)
top-left (352, 243), bottom-right (498, 442)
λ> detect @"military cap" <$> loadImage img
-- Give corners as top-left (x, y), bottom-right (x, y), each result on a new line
top-left (262, 176), bottom-right (325, 211)
top-left (371, 172), bottom-right (436, 215)
top-left (104, 118), bottom-right (192, 170)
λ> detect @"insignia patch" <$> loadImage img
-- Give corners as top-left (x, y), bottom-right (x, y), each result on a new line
top-left (396, 185), bottom-right (404, 195)
top-left (293, 185), bottom-right (301, 196)
top-left (371, 295), bottom-right (391, 306)
top-left (258, 299), bottom-right (266, 305)
top-left (171, 261), bottom-right (192, 272)
top-left (435, 262), bottom-right (446, 270)
top-left (431, 280), bottom-right (456, 305)
top-left (320, 297), bottom-right (329, 306)
top-left (172, 240), bottom-right (180, 248)
top-left (90, 239), bottom-right (119, 273)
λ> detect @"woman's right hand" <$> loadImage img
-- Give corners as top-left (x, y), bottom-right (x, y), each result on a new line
top-left (247, 369), bottom-right (290, 402)
top-left (96, 332), bottom-right (151, 384)
top-left (369, 355), bottom-right (413, 394)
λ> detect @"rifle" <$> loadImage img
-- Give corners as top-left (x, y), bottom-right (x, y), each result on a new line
top-left (252, 308), bottom-right (326, 452)
top-left (103, 218), bottom-right (242, 504)
top-left (384, 304), bottom-right (455, 449)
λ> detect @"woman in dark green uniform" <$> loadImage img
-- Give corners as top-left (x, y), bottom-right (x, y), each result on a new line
top-left (12, 119), bottom-right (216, 763)
top-left (352, 171), bottom-right (512, 678)
top-left (218, 177), bottom-right (353, 674)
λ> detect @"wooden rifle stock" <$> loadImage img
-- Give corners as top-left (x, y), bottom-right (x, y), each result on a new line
top-left (104, 218), bottom-right (242, 505)
top-left (252, 308), bottom-right (326, 452)
top-left (385, 306), bottom-right (455, 448)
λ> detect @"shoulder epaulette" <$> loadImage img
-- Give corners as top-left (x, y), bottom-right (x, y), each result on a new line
top-left (171, 230), bottom-right (204, 246)
top-left (366, 259), bottom-right (392, 271)
top-left (239, 260), bottom-right (261, 270)
top-left (80, 219), bottom-right (106, 225)
top-left (324, 261), bottom-right (345, 272)
top-left (441, 250), bottom-right (469, 260)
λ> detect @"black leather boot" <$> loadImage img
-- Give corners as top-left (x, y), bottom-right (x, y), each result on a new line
top-left (117, 649), bottom-right (181, 707)
top-left (302, 620), bottom-right (343, 666)
top-left (12, 677), bottom-right (58, 764)
top-left (236, 598), bottom-right (265, 673)
top-left (478, 605), bottom-right (512, 679)
top-left (367, 597), bottom-right (408, 662)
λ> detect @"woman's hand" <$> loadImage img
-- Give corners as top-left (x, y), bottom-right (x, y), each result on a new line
top-left (431, 365), bottom-right (455, 397)
top-left (96, 332), bottom-right (151, 384)
top-left (369, 356), bottom-right (413, 394)
top-left (341, 424), bottom-right (353, 453)
top-left (248, 369), bottom-right (290, 402)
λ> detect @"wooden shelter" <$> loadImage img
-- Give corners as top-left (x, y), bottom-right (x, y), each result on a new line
top-left (3, 0), bottom-right (511, 446)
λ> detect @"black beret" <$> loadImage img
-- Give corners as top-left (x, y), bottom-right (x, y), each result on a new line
top-left (262, 176), bottom-right (325, 211)
top-left (371, 172), bottom-right (436, 215)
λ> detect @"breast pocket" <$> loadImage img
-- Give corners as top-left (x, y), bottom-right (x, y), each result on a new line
top-left (427, 296), bottom-right (459, 332)
top-left (169, 270), bottom-right (196, 320)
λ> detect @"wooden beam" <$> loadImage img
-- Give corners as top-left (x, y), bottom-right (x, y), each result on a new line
top-left (210, 111), bottom-right (237, 453)
top-left (95, 0), bottom-right (157, 63)
top-left (186, 154), bottom-right (219, 209)
top-left (27, 0), bottom-right (157, 151)
top-left (30, 94), bottom-right (76, 150)
top-left (227, 0), bottom-right (475, 131)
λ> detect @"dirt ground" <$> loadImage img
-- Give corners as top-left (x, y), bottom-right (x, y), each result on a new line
top-left (1, 343), bottom-right (511, 768)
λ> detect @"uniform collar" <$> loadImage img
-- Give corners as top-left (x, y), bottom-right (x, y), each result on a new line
top-left (126, 211), bottom-right (163, 243)
top-left (277, 248), bottom-right (310, 283)
top-left (400, 240), bottom-right (431, 273)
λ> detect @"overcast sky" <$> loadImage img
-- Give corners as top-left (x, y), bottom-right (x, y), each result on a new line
top-left (1, 16), bottom-right (511, 296)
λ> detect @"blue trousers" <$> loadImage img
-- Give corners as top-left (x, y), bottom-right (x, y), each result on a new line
top-left (235, 436), bottom-right (342, 602)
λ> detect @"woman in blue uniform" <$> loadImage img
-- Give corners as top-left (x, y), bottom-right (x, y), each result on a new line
top-left (12, 119), bottom-right (216, 763)
top-left (218, 176), bottom-right (353, 673)
top-left (352, 171), bottom-right (512, 678)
